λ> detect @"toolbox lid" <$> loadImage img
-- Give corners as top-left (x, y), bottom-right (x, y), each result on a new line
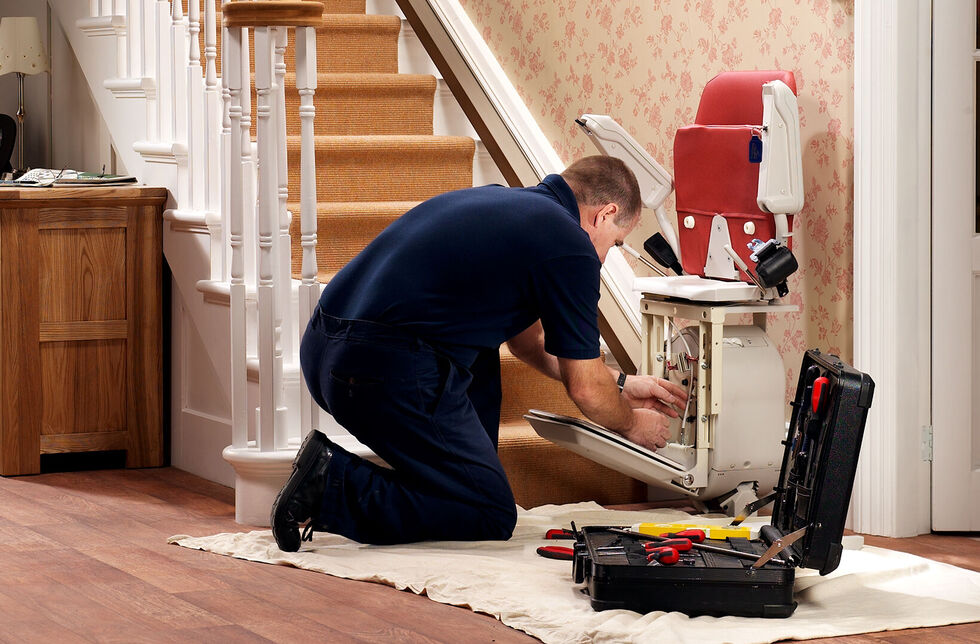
top-left (766, 349), bottom-right (874, 575)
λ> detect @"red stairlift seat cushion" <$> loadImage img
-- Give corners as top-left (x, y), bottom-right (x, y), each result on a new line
top-left (673, 71), bottom-right (797, 280)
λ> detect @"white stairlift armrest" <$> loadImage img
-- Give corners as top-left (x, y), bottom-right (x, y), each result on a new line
top-left (758, 80), bottom-right (804, 243)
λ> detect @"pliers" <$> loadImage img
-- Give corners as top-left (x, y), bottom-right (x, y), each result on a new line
top-left (536, 527), bottom-right (577, 560)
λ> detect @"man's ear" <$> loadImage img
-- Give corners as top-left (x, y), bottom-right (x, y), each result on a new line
top-left (597, 203), bottom-right (619, 223)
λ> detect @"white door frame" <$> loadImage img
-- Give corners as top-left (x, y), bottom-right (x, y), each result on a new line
top-left (931, 0), bottom-right (979, 530)
top-left (851, 0), bottom-right (933, 537)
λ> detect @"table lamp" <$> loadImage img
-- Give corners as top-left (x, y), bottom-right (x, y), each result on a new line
top-left (0, 16), bottom-right (50, 172)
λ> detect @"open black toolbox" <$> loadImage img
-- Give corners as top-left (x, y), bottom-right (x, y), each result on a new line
top-left (571, 349), bottom-right (875, 617)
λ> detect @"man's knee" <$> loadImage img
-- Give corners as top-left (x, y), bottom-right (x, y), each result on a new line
top-left (482, 502), bottom-right (518, 540)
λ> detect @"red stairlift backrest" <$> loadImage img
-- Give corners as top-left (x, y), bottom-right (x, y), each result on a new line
top-left (674, 71), bottom-right (797, 280)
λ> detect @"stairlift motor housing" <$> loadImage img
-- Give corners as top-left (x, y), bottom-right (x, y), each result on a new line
top-left (529, 76), bottom-right (803, 513)
top-left (670, 324), bottom-right (786, 499)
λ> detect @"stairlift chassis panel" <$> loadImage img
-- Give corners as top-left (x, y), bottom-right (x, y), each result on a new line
top-left (528, 299), bottom-right (791, 508)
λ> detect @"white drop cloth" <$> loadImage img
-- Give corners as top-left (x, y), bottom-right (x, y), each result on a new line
top-left (170, 503), bottom-right (980, 644)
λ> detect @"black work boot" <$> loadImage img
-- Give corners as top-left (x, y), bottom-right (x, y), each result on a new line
top-left (270, 429), bottom-right (333, 552)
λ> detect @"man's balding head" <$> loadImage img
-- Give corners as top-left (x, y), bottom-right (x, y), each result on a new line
top-left (560, 156), bottom-right (642, 226)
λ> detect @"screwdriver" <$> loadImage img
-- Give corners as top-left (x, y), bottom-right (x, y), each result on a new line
top-left (644, 538), bottom-right (693, 553)
top-left (646, 546), bottom-right (680, 565)
top-left (657, 529), bottom-right (705, 543)
top-left (608, 528), bottom-right (787, 565)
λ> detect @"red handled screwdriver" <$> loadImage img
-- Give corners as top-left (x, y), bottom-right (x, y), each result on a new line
top-left (658, 529), bottom-right (705, 543)
top-left (644, 538), bottom-right (692, 553)
top-left (646, 546), bottom-right (680, 565)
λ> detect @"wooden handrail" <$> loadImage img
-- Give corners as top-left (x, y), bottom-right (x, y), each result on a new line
top-left (222, 1), bottom-right (323, 28)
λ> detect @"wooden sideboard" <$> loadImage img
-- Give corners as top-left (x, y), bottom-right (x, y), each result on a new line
top-left (0, 186), bottom-right (168, 475)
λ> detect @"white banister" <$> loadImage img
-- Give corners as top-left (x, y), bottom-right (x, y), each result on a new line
top-left (296, 24), bottom-right (319, 439)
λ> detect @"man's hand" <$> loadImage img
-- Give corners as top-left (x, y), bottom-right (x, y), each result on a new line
top-left (621, 408), bottom-right (672, 451)
top-left (559, 357), bottom-right (678, 452)
top-left (621, 375), bottom-right (689, 418)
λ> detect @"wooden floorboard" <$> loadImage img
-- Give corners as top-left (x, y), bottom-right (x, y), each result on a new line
top-left (0, 467), bottom-right (977, 643)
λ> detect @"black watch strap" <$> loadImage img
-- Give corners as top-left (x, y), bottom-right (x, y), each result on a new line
top-left (616, 372), bottom-right (627, 392)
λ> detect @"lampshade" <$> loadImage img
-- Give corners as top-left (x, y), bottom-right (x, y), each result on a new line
top-left (0, 17), bottom-right (49, 76)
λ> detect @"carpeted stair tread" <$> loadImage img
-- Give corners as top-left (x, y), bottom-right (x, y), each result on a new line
top-left (498, 422), bottom-right (647, 507)
top-left (213, 14), bottom-right (401, 76)
top-left (281, 15), bottom-right (402, 74)
top-left (201, 1), bottom-right (372, 77)
top-left (285, 135), bottom-right (475, 201)
top-left (254, 73), bottom-right (436, 136)
top-left (288, 200), bottom-right (419, 273)
top-left (498, 347), bottom-right (581, 422)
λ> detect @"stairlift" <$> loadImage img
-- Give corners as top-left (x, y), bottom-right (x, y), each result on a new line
top-left (525, 72), bottom-right (805, 516)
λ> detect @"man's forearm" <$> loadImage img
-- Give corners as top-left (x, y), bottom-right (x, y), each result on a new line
top-left (559, 357), bottom-right (634, 432)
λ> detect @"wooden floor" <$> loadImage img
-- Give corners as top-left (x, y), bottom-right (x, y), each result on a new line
top-left (1, 467), bottom-right (978, 643)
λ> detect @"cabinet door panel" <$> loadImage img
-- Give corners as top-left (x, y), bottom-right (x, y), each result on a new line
top-left (40, 340), bottom-right (127, 435)
top-left (39, 227), bottom-right (127, 323)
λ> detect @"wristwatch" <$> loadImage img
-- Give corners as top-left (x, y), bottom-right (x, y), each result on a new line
top-left (616, 372), bottom-right (627, 392)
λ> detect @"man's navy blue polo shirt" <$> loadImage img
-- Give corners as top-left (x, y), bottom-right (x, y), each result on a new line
top-left (317, 174), bottom-right (602, 367)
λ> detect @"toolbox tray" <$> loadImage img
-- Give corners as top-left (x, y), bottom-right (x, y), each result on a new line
top-left (572, 349), bottom-right (875, 617)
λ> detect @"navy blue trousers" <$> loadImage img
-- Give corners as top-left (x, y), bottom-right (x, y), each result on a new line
top-left (299, 309), bottom-right (517, 544)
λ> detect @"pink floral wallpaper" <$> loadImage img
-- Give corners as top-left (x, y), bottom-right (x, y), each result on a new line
top-left (460, 0), bottom-right (855, 394)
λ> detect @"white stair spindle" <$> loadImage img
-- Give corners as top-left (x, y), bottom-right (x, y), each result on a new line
top-left (225, 21), bottom-right (248, 450)
top-left (171, 0), bottom-right (187, 141)
top-left (274, 26), bottom-right (293, 366)
top-left (295, 25), bottom-right (319, 437)
top-left (155, 1), bottom-right (172, 141)
top-left (187, 0), bottom-right (205, 213)
top-left (271, 25), bottom-right (290, 450)
top-left (143, 0), bottom-right (158, 140)
top-left (114, 0), bottom-right (127, 79)
top-left (127, 0), bottom-right (142, 79)
top-left (220, 2), bottom-right (232, 281)
top-left (188, 0), bottom-right (201, 66)
top-left (205, 1), bottom-right (218, 89)
top-left (90, 0), bottom-right (100, 17)
top-left (171, 1), bottom-right (189, 203)
top-left (240, 28), bottom-right (257, 288)
top-left (205, 0), bottom-right (223, 277)
top-left (254, 26), bottom-right (279, 453)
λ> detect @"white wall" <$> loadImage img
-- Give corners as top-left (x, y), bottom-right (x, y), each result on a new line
top-left (0, 1), bottom-right (115, 173)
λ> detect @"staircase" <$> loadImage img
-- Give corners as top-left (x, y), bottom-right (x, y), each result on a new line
top-left (51, 0), bottom-right (646, 524)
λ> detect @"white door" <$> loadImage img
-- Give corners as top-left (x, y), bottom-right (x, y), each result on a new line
top-left (932, 0), bottom-right (980, 530)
